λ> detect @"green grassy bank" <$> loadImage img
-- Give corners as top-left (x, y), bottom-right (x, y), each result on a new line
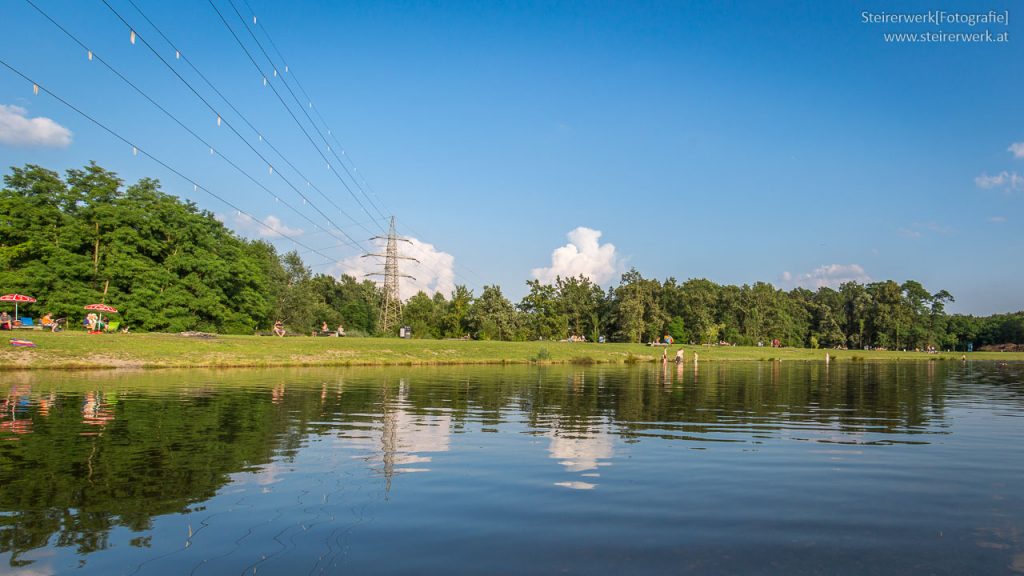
top-left (2, 332), bottom-right (1022, 370)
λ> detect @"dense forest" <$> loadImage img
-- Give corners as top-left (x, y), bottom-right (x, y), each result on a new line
top-left (2, 163), bottom-right (1022, 349)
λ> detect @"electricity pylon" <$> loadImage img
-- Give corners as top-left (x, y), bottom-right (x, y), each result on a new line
top-left (362, 217), bottom-right (417, 334)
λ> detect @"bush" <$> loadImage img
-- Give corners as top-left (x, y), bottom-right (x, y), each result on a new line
top-left (531, 347), bottom-right (552, 362)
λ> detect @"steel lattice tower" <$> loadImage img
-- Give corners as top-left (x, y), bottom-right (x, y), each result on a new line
top-left (362, 217), bottom-right (417, 334)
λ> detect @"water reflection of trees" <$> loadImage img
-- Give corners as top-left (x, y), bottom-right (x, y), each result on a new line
top-left (603, 362), bottom-right (954, 443)
top-left (1, 362), bottom-right (1009, 566)
top-left (514, 362), bottom-right (960, 441)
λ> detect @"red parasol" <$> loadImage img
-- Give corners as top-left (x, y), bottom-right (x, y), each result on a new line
top-left (84, 303), bottom-right (118, 332)
top-left (1, 294), bottom-right (37, 320)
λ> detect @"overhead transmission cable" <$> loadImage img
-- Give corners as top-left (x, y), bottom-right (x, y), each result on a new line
top-left (203, 0), bottom-right (383, 233)
top-left (226, 0), bottom-right (389, 226)
top-left (22, 0), bottom-right (360, 252)
top-left (93, 0), bottom-right (369, 248)
top-left (0, 58), bottom-right (338, 267)
top-left (218, 1), bottom-right (481, 293)
top-left (239, 0), bottom-right (393, 222)
top-left (394, 221), bottom-right (487, 289)
top-left (235, 1), bottom-right (484, 292)
top-left (117, 0), bottom-right (381, 235)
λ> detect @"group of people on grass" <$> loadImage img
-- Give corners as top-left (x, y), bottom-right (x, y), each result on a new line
top-left (82, 313), bottom-right (105, 332)
top-left (1, 311), bottom-right (62, 331)
top-left (271, 320), bottom-right (345, 337)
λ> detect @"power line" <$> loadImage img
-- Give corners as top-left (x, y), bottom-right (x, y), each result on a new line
top-left (0, 57), bottom-right (341, 265)
top-left (242, 0), bottom-right (393, 223)
top-left (395, 220), bottom-right (486, 290)
top-left (118, 0), bottom-right (387, 234)
top-left (204, 0), bottom-right (383, 233)
top-left (86, 0), bottom-right (370, 250)
top-left (228, 0), bottom-right (390, 225)
top-left (235, 2), bottom-right (484, 292)
top-left (121, 0), bottom-right (478, 296)
top-left (238, 0), bottom-right (391, 222)
top-left (21, 0), bottom-right (362, 253)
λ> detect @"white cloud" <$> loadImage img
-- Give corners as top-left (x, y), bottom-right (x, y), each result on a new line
top-left (899, 221), bottom-right (952, 239)
top-left (337, 236), bottom-right (455, 300)
top-left (975, 170), bottom-right (1024, 192)
top-left (233, 212), bottom-right (304, 237)
top-left (780, 264), bottom-right (871, 290)
top-left (554, 481), bottom-right (597, 490)
top-left (989, 216), bottom-right (1007, 223)
top-left (975, 172), bottom-right (1006, 188)
top-left (1009, 142), bottom-right (1024, 159)
top-left (0, 104), bottom-right (72, 148)
top-left (531, 227), bottom-right (620, 285)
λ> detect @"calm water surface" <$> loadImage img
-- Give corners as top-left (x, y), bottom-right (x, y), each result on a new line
top-left (2, 361), bottom-right (1023, 575)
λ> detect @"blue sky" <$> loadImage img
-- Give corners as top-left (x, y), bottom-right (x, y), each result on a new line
top-left (1, 0), bottom-right (1021, 314)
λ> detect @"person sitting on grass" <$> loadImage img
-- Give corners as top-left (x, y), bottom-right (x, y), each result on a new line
top-left (336, 323), bottom-right (346, 337)
top-left (273, 320), bottom-right (286, 337)
top-left (0, 311), bottom-right (11, 331)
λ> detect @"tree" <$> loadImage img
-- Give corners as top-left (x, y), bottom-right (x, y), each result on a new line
top-left (4, 162), bottom-right (1006, 345)
top-left (809, 288), bottom-right (845, 348)
top-left (518, 279), bottom-right (566, 340)
top-left (442, 285), bottom-right (474, 338)
top-left (335, 274), bottom-right (379, 335)
top-left (1, 163), bottom-right (275, 333)
top-left (467, 285), bottom-right (518, 340)
top-left (612, 269), bottom-right (667, 343)
top-left (867, 281), bottom-right (907, 349)
top-left (677, 278), bottom-right (718, 344)
top-left (840, 281), bottom-right (872, 349)
top-left (556, 275), bottom-right (603, 339)
top-left (402, 291), bottom-right (443, 339)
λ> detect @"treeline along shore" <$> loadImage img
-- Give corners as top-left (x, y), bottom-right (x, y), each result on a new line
top-left (2, 163), bottom-right (1023, 363)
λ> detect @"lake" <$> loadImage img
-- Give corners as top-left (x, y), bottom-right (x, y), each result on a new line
top-left (2, 361), bottom-right (1023, 575)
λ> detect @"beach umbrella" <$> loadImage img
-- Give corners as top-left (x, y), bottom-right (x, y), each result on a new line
top-left (84, 303), bottom-right (118, 331)
top-left (1, 294), bottom-right (36, 319)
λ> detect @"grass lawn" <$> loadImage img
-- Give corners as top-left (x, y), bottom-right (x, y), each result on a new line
top-left (2, 331), bottom-right (1022, 370)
